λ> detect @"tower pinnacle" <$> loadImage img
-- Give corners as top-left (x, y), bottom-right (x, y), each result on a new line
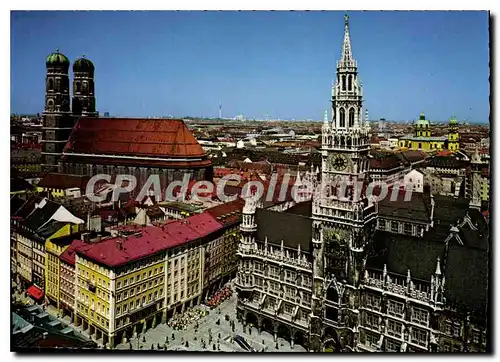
top-left (340, 13), bottom-right (355, 68)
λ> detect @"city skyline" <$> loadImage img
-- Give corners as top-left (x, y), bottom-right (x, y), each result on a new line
top-left (11, 11), bottom-right (490, 123)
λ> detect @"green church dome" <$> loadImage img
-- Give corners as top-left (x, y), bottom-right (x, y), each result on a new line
top-left (46, 49), bottom-right (70, 68)
top-left (73, 56), bottom-right (95, 73)
top-left (415, 112), bottom-right (430, 126)
top-left (449, 116), bottom-right (457, 124)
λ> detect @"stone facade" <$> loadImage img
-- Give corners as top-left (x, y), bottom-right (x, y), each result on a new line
top-left (234, 15), bottom-right (488, 353)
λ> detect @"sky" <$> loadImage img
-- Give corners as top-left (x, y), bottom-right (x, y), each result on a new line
top-left (11, 11), bottom-right (490, 123)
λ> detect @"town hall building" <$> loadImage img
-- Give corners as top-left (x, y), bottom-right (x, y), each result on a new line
top-left (234, 15), bottom-right (489, 353)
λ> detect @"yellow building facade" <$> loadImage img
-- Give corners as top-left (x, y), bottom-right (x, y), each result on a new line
top-left (67, 228), bottom-right (209, 348)
top-left (36, 186), bottom-right (66, 198)
top-left (398, 113), bottom-right (460, 152)
top-left (45, 224), bottom-right (80, 307)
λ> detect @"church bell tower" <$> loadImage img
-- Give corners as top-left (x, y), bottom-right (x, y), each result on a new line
top-left (42, 49), bottom-right (75, 172)
top-left (72, 55), bottom-right (98, 117)
top-left (309, 14), bottom-right (376, 352)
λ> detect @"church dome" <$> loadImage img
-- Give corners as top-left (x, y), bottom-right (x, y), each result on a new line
top-left (46, 49), bottom-right (70, 68)
top-left (449, 116), bottom-right (457, 125)
top-left (73, 56), bottom-right (95, 73)
top-left (415, 112), bottom-right (430, 127)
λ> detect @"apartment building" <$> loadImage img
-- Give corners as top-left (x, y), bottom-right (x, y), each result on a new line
top-left (66, 213), bottom-right (221, 347)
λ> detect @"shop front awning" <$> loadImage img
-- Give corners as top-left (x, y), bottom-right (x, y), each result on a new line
top-left (26, 285), bottom-right (44, 300)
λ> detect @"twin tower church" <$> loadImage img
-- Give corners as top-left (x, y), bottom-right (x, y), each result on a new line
top-left (42, 51), bottom-right (97, 171)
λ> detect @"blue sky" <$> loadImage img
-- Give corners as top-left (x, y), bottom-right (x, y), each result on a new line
top-left (11, 11), bottom-right (489, 122)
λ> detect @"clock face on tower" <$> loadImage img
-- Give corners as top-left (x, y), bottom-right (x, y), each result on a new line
top-left (329, 153), bottom-right (348, 171)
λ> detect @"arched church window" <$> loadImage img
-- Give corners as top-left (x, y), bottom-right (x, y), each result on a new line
top-left (348, 108), bottom-right (355, 127)
top-left (48, 78), bottom-right (54, 91)
top-left (46, 98), bottom-right (54, 111)
top-left (55, 78), bottom-right (61, 91)
top-left (342, 75), bottom-right (346, 91)
top-left (348, 75), bottom-right (352, 91)
top-left (339, 108), bottom-right (346, 128)
top-left (75, 82), bottom-right (81, 93)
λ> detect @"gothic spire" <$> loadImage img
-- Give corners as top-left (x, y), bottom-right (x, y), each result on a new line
top-left (340, 14), bottom-right (355, 68)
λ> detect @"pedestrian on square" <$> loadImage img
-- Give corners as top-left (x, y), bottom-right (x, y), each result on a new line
top-left (157, 343), bottom-right (161, 350)
top-left (151, 344), bottom-right (154, 350)
top-left (172, 333), bottom-right (175, 340)
top-left (213, 344), bottom-right (216, 351)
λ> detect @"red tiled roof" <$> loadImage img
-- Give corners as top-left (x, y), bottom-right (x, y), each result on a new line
top-left (37, 173), bottom-right (90, 190)
top-left (74, 213), bottom-right (222, 267)
top-left (205, 198), bottom-right (245, 226)
top-left (437, 150), bottom-right (453, 157)
top-left (59, 240), bottom-right (85, 266)
top-left (60, 155), bottom-right (211, 169)
top-left (63, 118), bottom-right (207, 159)
top-left (401, 150), bottom-right (429, 162)
top-left (370, 157), bottom-right (401, 170)
top-left (26, 285), bottom-right (44, 300)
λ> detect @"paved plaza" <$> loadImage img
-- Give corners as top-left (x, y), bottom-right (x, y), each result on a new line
top-left (12, 285), bottom-right (306, 352)
top-left (115, 291), bottom-right (306, 352)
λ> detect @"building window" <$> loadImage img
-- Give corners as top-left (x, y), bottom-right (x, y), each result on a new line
top-left (365, 313), bottom-right (378, 329)
top-left (303, 293), bottom-right (312, 305)
top-left (472, 330), bottom-right (480, 344)
top-left (339, 108), bottom-right (346, 128)
top-left (411, 327), bottom-right (427, 347)
top-left (348, 107), bottom-right (355, 128)
top-left (284, 303), bottom-right (294, 315)
top-left (365, 333), bottom-right (378, 348)
top-left (453, 324), bottom-right (461, 338)
top-left (378, 219), bottom-right (386, 230)
top-left (267, 297), bottom-right (276, 309)
top-left (404, 223), bottom-right (412, 235)
top-left (391, 221), bottom-right (398, 233)
top-left (387, 300), bottom-right (404, 318)
top-left (385, 339), bottom-right (400, 352)
top-left (412, 307), bottom-right (429, 326)
top-left (365, 293), bottom-right (381, 310)
top-left (387, 319), bottom-right (402, 338)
